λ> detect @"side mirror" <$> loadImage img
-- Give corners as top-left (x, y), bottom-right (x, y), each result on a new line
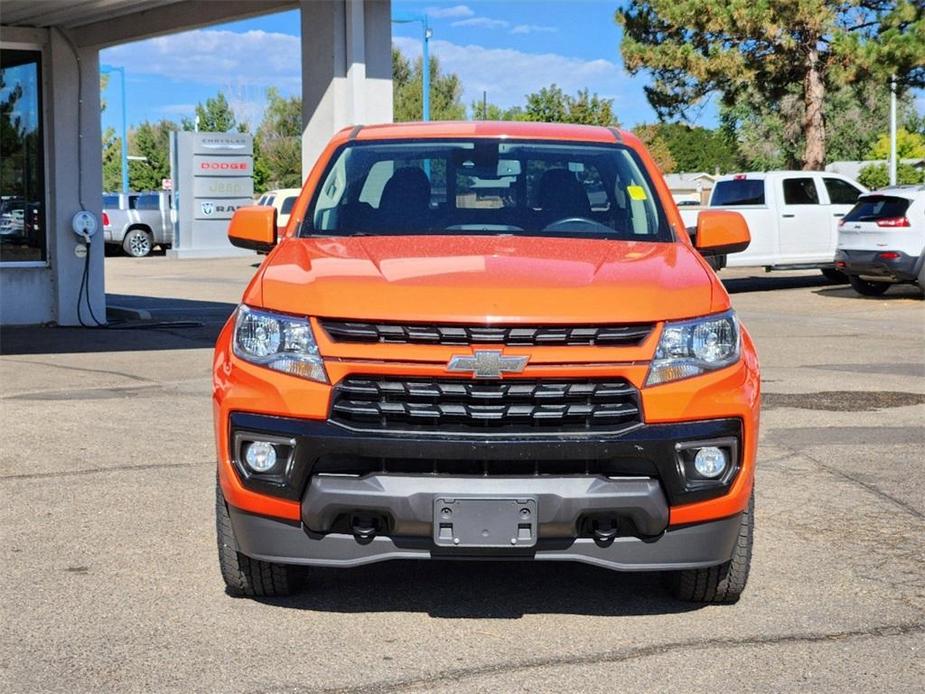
top-left (694, 210), bottom-right (750, 256)
top-left (228, 206), bottom-right (277, 253)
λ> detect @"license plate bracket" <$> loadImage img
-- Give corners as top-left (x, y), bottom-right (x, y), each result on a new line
top-left (433, 497), bottom-right (537, 548)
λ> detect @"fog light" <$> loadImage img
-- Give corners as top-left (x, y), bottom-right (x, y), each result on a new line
top-left (694, 447), bottom-right (727, 478)
top-left (244, 441), bottom-right (277, 473)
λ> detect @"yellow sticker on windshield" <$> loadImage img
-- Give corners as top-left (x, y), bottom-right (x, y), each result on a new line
top-left (627, 185), bottom-right (647, 201)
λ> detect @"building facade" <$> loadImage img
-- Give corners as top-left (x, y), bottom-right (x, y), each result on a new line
top-left (0, 0), bottom-right (392, 325)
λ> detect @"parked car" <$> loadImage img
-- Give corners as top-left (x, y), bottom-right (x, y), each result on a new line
top-left (213, 121), bottom-right (760, 604)
top-left (835, 185), bottom-right (925, 295)
top-left (103, 191), bottom-right (173, 257)
top-left (257, 188), bottom-right (301, 232)
top-left (679, 171), bottom-right (866, 280)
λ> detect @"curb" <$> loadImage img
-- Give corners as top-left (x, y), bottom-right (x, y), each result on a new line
top-left (106, 305), bottom-right (152, 321)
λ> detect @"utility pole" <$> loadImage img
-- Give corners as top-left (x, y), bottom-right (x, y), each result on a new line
top-left (889, 74), bottom-right (897, 186)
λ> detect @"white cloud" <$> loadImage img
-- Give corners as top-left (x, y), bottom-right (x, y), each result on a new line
top-left (102, 29), bottom-right (301, 92)
top-left (425, 5), bottom-right (474, 19)
top-left (158, 103), bottom-right (196, 115)
top-left (452, 17), bottom-right (509, 30)
top-left (510, 24), bottom-right (558, 35)
top-left (394, 36), bottom-right (632, 112)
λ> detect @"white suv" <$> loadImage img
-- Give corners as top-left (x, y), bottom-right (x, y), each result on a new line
top-left (836, 185), bottom-right (925, 296)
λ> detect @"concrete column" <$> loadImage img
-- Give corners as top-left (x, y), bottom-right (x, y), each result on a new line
top-left (47, 30), bottom-right (105, 326)
top-left (300, 0), bottom-right (393, 179)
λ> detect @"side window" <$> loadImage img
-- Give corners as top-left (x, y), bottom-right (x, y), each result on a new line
top-left (134, 194), bottom-right (160, 210)
top-left (782, 178), bottom-right (820, 205)
top-left (824, 178), bottom-right (862, 205)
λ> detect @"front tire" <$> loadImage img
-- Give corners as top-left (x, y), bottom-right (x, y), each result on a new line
top-left (215, 480), bottom-right (303, 597)
top-left (667, 492), bottom-right (754, 604)
top-left (122, 228), bottom-right (153, 257)
top-left (848, 275), bottom-right (891, 296)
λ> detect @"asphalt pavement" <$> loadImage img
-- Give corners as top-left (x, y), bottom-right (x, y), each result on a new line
top-left (1, 256), bottom-right (923, 693)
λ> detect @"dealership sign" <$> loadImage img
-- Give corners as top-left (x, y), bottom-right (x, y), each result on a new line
top-left (169, 131), bottom-right (254, 257)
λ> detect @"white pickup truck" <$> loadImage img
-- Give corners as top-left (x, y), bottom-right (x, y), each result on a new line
top-left (679, 171), bottom-right (867, 279)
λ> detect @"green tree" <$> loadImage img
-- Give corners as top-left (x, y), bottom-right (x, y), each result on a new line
top-left (654, 123), bottom-right (738, 173)
top-left (722, 82), bottom-right (921, 170)
top-left (868, 128), bottom-right (925, 159)
top-left (470, 85), bottom-right (617, 126)
top-left (857, 162), bottom-right (925, 188)
top-left (517, 84), bottom-right (618, 126)
top-left (470, 99), bottom-right (525, 121)
top-left (633, 124), bottom-right (676, 172)
top-left (254, 87), bottom-right (302, 191)
top-left (101, 127), bottom-right (123, 191)
top-left (128, 120), bottom-right (175, 191)
top-left (617, 0), bottom-right (925, 170)
top-left (181, 91), bottom-right (246, 133)
top-left (392, 46), bottom-right (466, 121)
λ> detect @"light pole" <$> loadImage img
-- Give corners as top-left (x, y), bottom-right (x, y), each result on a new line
top-left (889, 74), bottom-right (897, 186)
top-left (101, 64), bottom-right (129, 193)
top-left (391, 12), bottom-right (432, 121)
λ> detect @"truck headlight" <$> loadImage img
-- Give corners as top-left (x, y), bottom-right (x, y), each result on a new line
top-left (233, 305), bottom-right (328, 383)
top-left (646, 310), bottom-right (740, 386)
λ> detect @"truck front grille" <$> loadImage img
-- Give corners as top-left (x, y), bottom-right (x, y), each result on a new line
top-left (320, 319), bottom-right (654, 347)
top-left (329, 377), bottom-right (642, 433)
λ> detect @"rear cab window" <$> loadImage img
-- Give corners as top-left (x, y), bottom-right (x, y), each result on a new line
top-left (711, 179), bottom-right (765, 206)
top-left (280, 196), bottom-right (298, 215)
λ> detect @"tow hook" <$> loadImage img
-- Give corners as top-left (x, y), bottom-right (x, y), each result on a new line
top-left (592, 519), bottom-right (619, 543)
top-left (351, 515), bottom-right (380, 542)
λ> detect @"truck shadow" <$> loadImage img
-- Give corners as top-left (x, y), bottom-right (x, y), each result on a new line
top-left (812, 285), bottom-right (923, 301)
top-left (255, 560), bottom-right (707, 618)
top-left (721, 273), bottom-right (829, 294)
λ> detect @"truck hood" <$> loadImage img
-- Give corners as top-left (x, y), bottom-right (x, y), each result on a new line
top-left (257, 235), bottom-right (720, 323)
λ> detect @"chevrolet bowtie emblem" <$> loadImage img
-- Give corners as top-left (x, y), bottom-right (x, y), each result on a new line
top-left (446, 350), bottom-right (529, 379)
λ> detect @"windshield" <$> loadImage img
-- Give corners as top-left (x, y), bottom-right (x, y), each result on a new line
top-left (304, 139), bottom-right (671, 241)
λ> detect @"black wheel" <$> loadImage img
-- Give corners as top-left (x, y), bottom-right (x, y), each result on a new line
top-left (215, 480), bottom-right (303, 597)
top-left (848, 275), bottom-right (891, 296)
top-left (122, 228), bottom-right (153, 257)
top-left (821, 268), bottom-right (848, 283)
top-left (667, 492), bottom-right (753, 604)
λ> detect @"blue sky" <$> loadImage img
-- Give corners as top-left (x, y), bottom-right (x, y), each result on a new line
top-left (101, 1), bottom-right (688, 134)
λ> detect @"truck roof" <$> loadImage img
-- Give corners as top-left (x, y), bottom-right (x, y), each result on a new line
top-left (338, 120), bottom-right (631, 145)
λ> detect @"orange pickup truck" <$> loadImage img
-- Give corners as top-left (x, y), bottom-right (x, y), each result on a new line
top-left (213, 121), bottom-right (759, 603)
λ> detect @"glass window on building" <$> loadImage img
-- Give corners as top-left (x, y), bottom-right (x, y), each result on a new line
top-left (1, 49), bottom-right (45, 263)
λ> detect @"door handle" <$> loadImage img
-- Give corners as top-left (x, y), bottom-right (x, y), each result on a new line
top-left (833, 213), bottom-right (845, 217)
top-left (781, 214), bottom-right (795, 218)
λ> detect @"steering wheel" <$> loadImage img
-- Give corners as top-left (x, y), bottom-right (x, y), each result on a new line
top-left (541, 216), bottom-right (602, 232)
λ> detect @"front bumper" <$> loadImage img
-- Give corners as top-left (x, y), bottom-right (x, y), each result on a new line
top-left (229, 413), bottom-right (742, 508)
top-left (228, 503), bottom-right (743, 572)
top-left (836, 249), bottom-right (921, 282)
top-left (223, 414), bottom-right (746, 570)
